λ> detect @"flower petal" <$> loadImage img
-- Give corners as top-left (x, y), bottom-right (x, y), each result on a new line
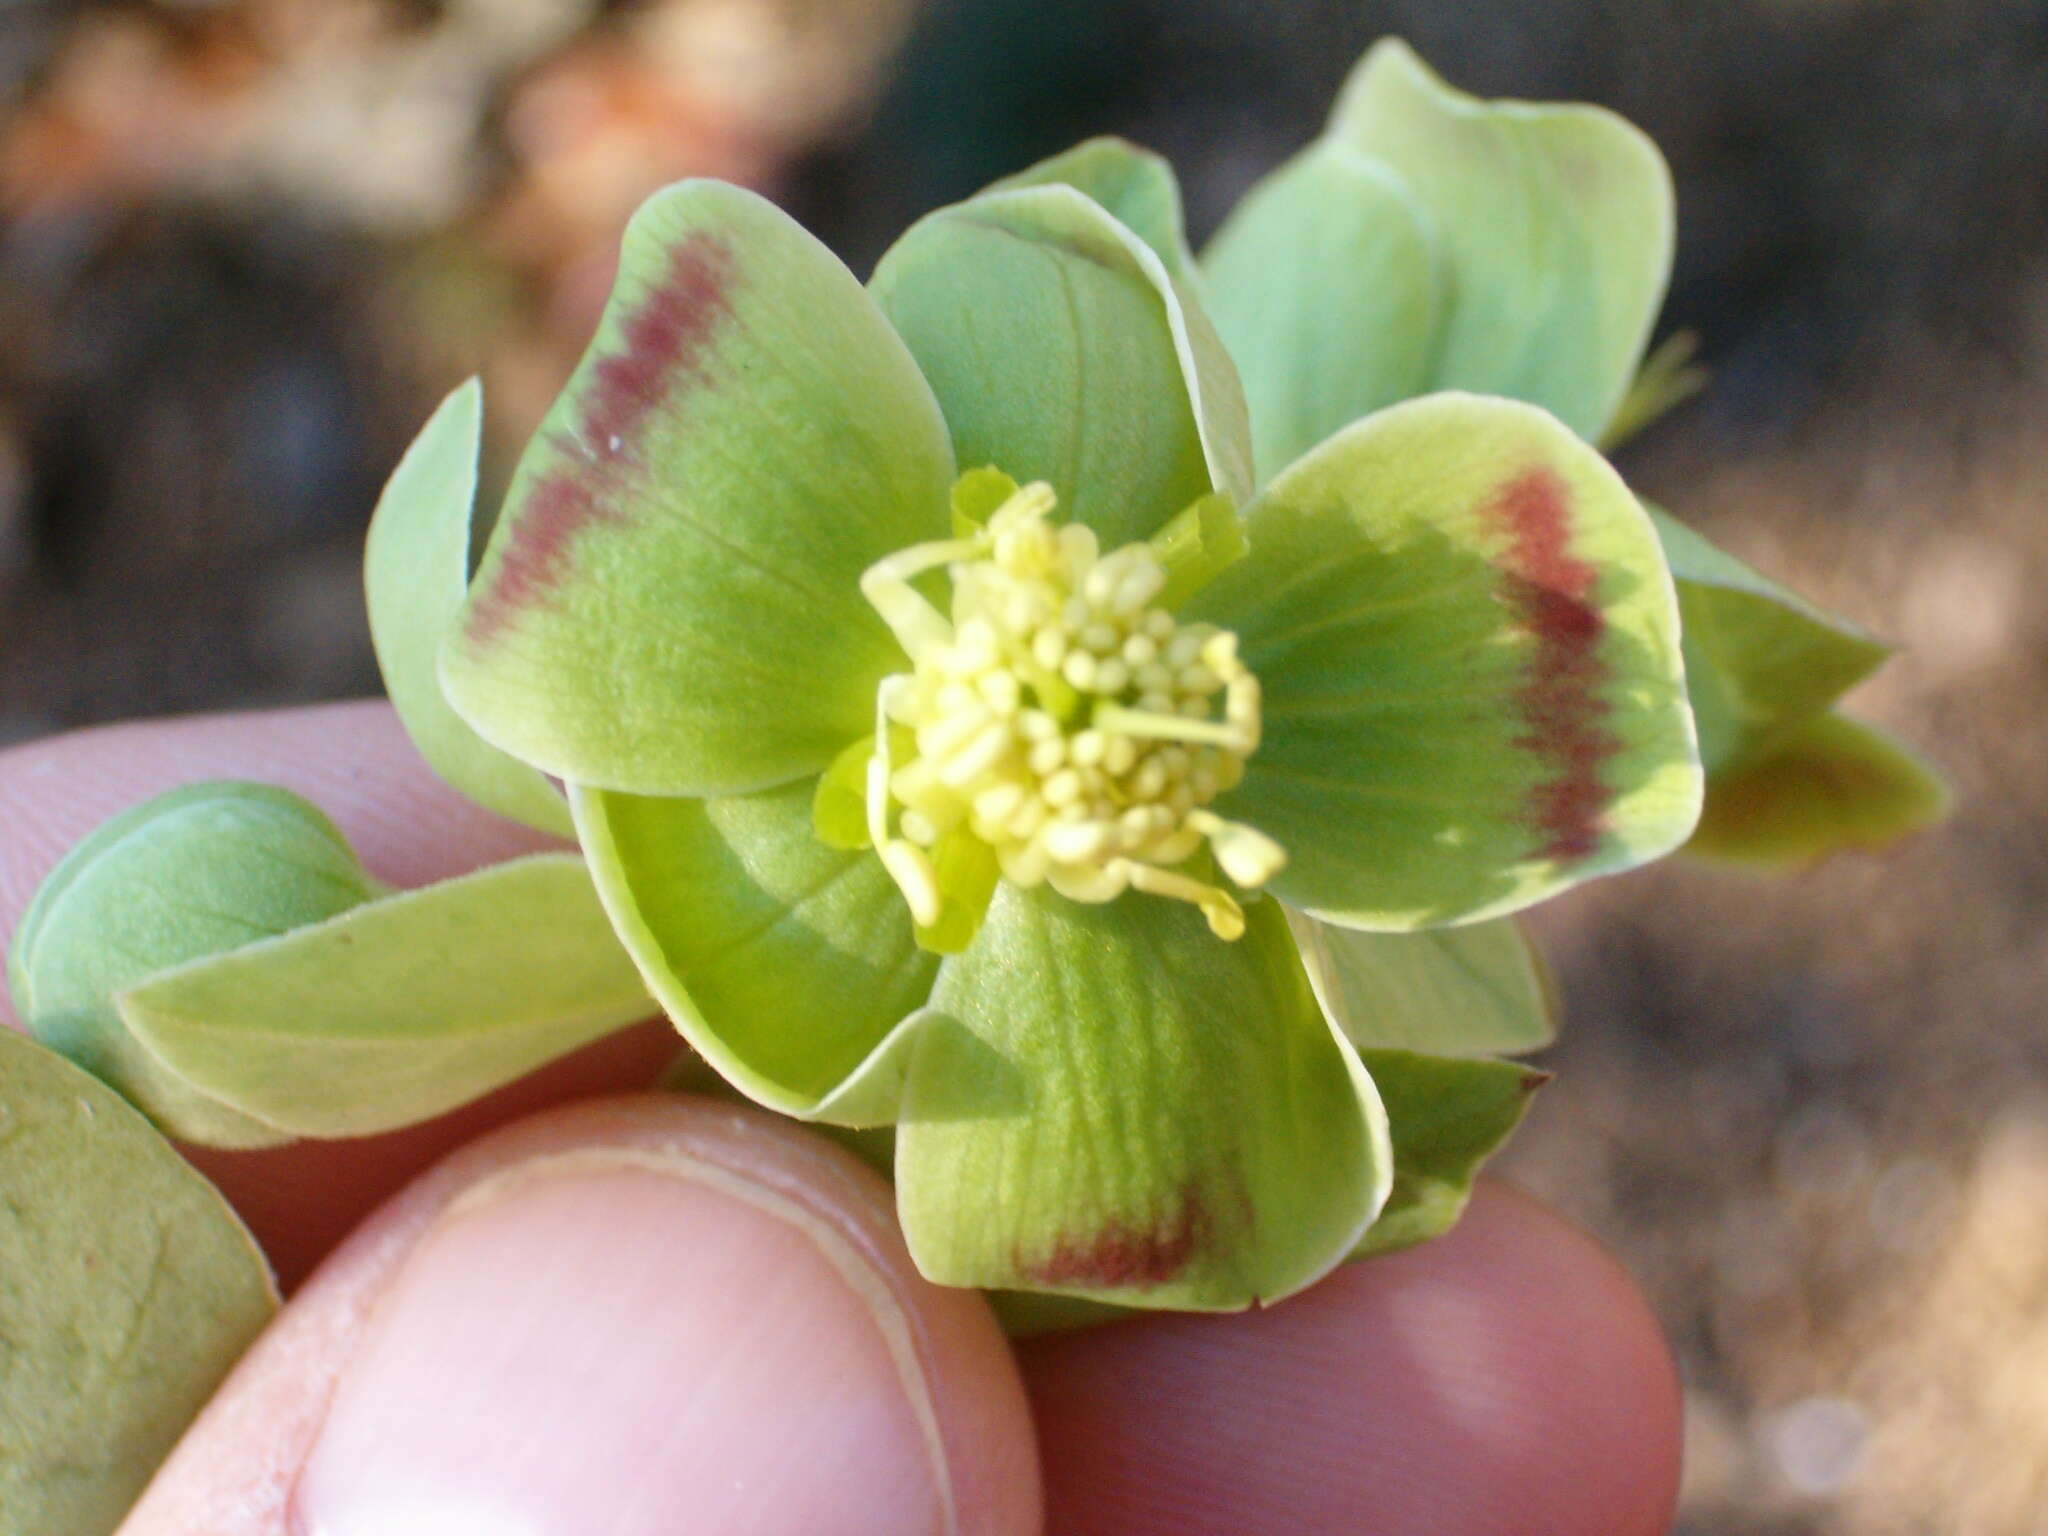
top-left (894, 886), bottom-right (1391, 1309)
top-left (571, 781), bottom-right (940, 1119)
top-left (365, 378), bottom-right (573, 835)
top-left (986, 136), bottom-right (1198, 278)
top-left (1687, 711), bottom-right (1949, 869)
top-left (870, 184), bottom-right (1253, 547)
top-left (117, 855), bottom-right (653, 1139)
top-left (1204, 38), bottom-right (1672, 466)
top-left (1649, 502), bottom-right (1892, 774)
top-left (443, 181), bottom-right (956, 797)
top-left (1203, 141), bottom-right (1445, 483)
top-left (1349, 1048), bottom-right (1546, 1259)
top-left (1329, 39), bottom-right (1674, 441)
top-left (0, 1030), bottom-right (275, 1534)
top-left (1288, 911), bottom-right (1556, 1057)
top-left (1186, 393), bottom-right (1700, 929)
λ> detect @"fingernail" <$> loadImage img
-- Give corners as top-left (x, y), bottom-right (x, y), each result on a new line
top-left (293, 1148), bottom-right (951, 1535)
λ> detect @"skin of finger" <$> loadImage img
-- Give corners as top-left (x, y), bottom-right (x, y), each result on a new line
top-left (0, 701), bottom-right (677, 1287)
top-left (119, 1093), bottom-right (1043, 1536)
top-left (1020, 1182), bottom-right (1683, 1536)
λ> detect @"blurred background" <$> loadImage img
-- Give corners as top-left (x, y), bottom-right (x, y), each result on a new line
top-left (1, 0), bottom-right (2042, 1528)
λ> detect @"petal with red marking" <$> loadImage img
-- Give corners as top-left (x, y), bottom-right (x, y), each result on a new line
top-left (894, 885), bottom-right (1390, 1310)
top-left (443, 181), bottom-right (955, 797)
top-left (1185, 393), bottom-right (1700, 930)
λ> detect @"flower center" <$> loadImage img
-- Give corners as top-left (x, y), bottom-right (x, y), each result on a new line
top-left (856, 477), bottom-right (1284, 942)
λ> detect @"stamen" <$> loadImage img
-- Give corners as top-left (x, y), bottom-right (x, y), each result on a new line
top-left (857, 477), bottom-right (1283, 943)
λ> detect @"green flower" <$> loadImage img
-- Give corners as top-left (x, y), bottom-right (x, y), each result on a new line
top-left (425, 80), bottom-right (1699, 1305)
top-left (1203, 38), bottom-right (1945, 866)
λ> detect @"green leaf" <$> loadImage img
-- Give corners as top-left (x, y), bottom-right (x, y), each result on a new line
top-left (870, 184), bottom-right (1253, 548)
top-left (9, 782), bottom-right (379, 1147)
top-left (1203, 141), bottom-right (1446, 483)
top-left (1187, 393), bottom-right (1700, 929)
top-left (1648, 503), bottom-right (1891, 774)
top-left (1687, 710), bottom-right (1949, 869)
top-left (365, 377), bottom-right (573, 836)
top-left (0, 1029), bottom-right (276, 1534)
top-left (1349, 1048), bottom-right (1546, 1258)
top-left (572, 781), bottom-right (940, 1120)
top-left (1203, 38), bottom-right (1674, 470)
top-left (443, 180), bottom-right (956, 798)
top-left (1288, 912), bottom-right (1556, 1056)
top-left (986, 136), bottom-right (1198, 279)
top-left (116, 854), bottom-right (652, 1138)
top-left (1326, 39), bottom-right (1674, 441)
top-left (894, 886), bottom-right (1391, 1309)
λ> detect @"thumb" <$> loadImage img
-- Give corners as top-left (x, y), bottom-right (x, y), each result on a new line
top-left (122, 1096), bottom-right (1041, 1536)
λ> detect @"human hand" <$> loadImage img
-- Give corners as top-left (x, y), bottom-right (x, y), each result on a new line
top-left (1, 701), bottom-right (1682, 1535)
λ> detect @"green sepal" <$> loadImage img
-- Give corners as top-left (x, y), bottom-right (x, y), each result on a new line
top-left (985, 135), bottom-right (1198, 279)
top-left (1203, 140), bottom-right (1445, 484)
top-left (0, 1029), bottom-right (277, 1535)
top-left (443, 179), bottom-right (956, 798)
top-left (1349, 1047), bottom-right (1547, 1258)
top-left (1187, 393), bottom-right (1700, 929)
top-left (365, 377), bottom-right (573, 836)
top-left (1203, 38), bottom-right (1674, 471)
top-left (1687, 711), bottom-right (1949, 869)
top-left (115, 853), bottom-right (652, 1139)
top-left (1288, 911), bottom-right (1556, 1057)
top-left (894, 886), bottom-right (1392, 1309)
top-left (572, 781), bottom-right (940, 1121)
top-left (871, 184), bottom-right (1254, 546)
top-left (8, 781), bottom-right (380, 1147)
top-left (1324, 38), bottom-right (1674, 442)
top-left (1649, 502), bottom-right (1891, 774)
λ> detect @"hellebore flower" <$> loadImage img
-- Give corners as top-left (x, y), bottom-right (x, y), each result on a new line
top-left (433, 154), bottom-right (1701, 1308)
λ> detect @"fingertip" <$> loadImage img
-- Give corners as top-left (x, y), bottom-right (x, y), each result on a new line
top-left (1020, 1181), bottom-right (1681, 1536)
top-left (126, 1096), bottom-right (1042, 1536)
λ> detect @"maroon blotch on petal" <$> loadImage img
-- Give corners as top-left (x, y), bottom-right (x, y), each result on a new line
top-left (1025, 1190), bottom-right (1210, 1291)
top-left (1488, 467), bottom-right (1623, 862)
top-left (465, 231), bottom-right (735, 646)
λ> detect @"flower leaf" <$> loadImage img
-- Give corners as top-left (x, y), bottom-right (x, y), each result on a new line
top-left (871, 183), bottom-right (1253, 546)
top-left (1186, 393), bottom-right (1700, 929)
top-left (443, 180), bottom-right (956, 797)
top-left (985, 135), bottom-right (1198, 279)
top-left (364, 377), bottom-right (573, 836)
top-left (116, 854), bottom-right (652, 1138)
top-left (572, 781), bottom-right (940, 1121)
top-left (894, 886), bottom-right (1391, 1309)
top-left (1648, 502), bottom-right (1892, 774)
top-left (1349, 1048), bottom-right (1547, 1258)
top-left (1687, 710), bottom-right (1949, 869)
top-left (0, 1029), bottom-right (276, 1535)
top-left (1203, 141), bottom-right (1445, 483)
top-left (1205, 38), bottom-right (1673, 468)
top-left (1289, 912), bottom-right (1556, 1057)
top-left (8, 782), bottom-right (379, 1147)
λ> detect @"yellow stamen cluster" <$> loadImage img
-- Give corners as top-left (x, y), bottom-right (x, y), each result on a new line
top-left (859, 480), bottom-right (1285, 940)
